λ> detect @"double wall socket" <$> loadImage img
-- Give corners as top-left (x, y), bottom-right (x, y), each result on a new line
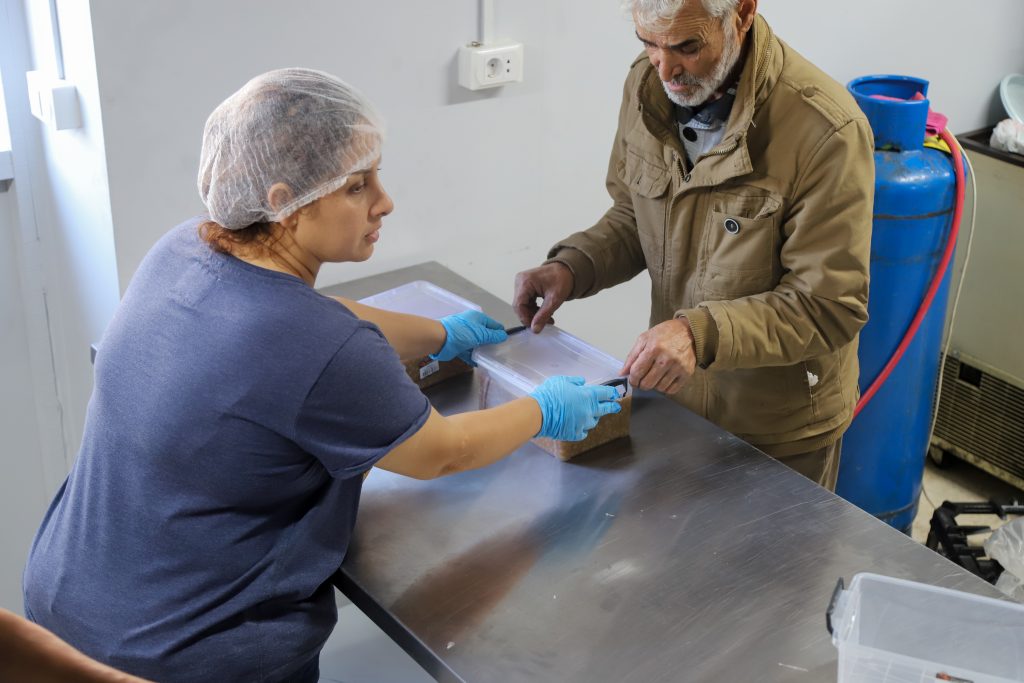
top-left (458, 41), bottom-right (524, 91)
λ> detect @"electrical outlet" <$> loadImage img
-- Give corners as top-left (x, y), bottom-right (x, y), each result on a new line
top-left (458, 41), bottom-right (524, 91)
top-left (25, 71), bottom-right (81, 130)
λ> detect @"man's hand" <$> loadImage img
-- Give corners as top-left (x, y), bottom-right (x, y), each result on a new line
top-left (620, 318), bottom-right (697, 394)
top-left (513, 263), bottom-right (574, 333)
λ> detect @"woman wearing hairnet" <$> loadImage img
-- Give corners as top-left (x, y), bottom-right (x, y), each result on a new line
top-left (23, 68), bottom-right (621, 683)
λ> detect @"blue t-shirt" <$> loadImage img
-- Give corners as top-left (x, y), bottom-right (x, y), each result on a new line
top-left (23, 218), bottom-right (430, 682)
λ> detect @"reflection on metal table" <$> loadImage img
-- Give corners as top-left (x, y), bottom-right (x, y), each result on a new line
top-left (322, 263), bottom-right (1004, 683)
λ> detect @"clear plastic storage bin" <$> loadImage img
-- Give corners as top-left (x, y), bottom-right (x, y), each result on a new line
top-left (358, 281), bottom-right (482, 389)
top-left (828, 572), bottom-right (1024, 683)
top-left (472, 326), bottom-right (632, 460)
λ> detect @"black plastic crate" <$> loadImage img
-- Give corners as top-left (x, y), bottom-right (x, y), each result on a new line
top-left (925, 500), bottom-right (1024, 583)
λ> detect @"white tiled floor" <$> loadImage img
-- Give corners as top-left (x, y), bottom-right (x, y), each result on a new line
top-left (318, 456), bottom-right (1023, 682)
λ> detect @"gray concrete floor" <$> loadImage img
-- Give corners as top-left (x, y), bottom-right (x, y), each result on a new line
top-left (318, 456), bottom-right (1023, 682)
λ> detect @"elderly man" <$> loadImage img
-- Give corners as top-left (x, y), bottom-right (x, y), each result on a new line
top-left (513, 0), bottom-right (873, 490)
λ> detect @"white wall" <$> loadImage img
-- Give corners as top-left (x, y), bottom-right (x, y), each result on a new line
top-left (758, 2), bottom-right (1024, 133)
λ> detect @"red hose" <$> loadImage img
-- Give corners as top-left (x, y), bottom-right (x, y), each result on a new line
top-left (853, 128), bottom-right (965, 417)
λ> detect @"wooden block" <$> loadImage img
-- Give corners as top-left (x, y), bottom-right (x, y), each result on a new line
top-left (478, 372), bottom-right (632, 460)
top-left (405, 356), bottom-right (473, 390)
top-left (532, 394), bottom-right (632, 460)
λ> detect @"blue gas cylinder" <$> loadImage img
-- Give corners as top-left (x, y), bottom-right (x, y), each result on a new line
top-left (836, 76), bottom-right (957, 533)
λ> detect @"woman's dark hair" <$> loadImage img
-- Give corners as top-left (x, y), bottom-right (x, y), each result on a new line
top-left (198, 219), bottom-right (276, 256)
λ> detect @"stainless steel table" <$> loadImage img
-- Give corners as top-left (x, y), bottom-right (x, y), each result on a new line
top-left (322, 263), bottom-right (1004, 683)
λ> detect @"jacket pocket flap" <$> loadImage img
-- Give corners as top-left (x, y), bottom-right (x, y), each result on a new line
top-left (703, 210), bottom-right (776, 272)
top-left (622, 149), bottom-right (670, 199)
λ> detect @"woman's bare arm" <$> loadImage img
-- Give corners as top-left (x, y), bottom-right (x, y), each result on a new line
top-left (333, 297), bottom-right (445, 362)
top-left (375, 397), bottom-right (543, 479)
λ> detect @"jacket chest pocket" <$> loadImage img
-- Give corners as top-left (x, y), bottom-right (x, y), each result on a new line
top-left (620, 149), bottom-right (671, 270)
top-left (700, 190), bottom-right (781, 300)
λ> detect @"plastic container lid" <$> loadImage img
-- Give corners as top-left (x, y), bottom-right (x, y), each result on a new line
top-left (358, 281), bottom-right (481, 319)
top-left (1000, 73), bottom-right (1024, 124)
top-left (829, 572), bottom-right (1024, 682)
top-left (471, 325), bottom-right (623, 395)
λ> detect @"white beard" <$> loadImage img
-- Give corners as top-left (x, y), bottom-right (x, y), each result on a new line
top-left (662, 21), bottom-right (741, 108)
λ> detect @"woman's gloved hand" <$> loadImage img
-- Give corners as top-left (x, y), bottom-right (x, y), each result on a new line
top-left (431, 310), bottom-right (508, 364)
top-left (529, 376), bottom-right (622, 441)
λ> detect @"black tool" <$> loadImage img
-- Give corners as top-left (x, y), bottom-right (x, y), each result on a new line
top-left (601, 377), bottom-right (629, 398)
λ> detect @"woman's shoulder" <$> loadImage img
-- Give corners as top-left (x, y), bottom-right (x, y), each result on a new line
top-left (292, 294), bottom-right (383, 350)
top-left (160, 215), bottom-right (207, 249)
top-left (133, 216), bottom-right (208, 273)
top-left (241, 285), bottom-right (378, 357)
top-left (120, 217), bottom-right (207, 293)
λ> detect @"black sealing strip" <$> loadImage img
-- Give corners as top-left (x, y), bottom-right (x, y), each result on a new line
top-left (874, 206), bottom-right (953, 221)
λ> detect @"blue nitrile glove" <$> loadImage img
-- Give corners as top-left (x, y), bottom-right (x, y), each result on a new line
top-left (431, 310), bottom-right (508, 365)
top-left (529, 376), bottom-right (622, 442)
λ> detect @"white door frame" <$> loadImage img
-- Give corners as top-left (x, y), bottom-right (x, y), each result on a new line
top-left (1, 0), bottom-right (75, 495)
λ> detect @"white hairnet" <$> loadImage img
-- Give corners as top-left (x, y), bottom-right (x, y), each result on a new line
top-left (198, 68), bottom-right (385, 230)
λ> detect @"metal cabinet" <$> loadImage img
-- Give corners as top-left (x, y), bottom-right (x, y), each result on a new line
top-left (931, 128), bottom-right (1024, 490)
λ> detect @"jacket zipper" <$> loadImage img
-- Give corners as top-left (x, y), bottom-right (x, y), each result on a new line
top-left (691, 32), bottom-right (773, 168)
top-left (698, 137), bottom-right (741, 165)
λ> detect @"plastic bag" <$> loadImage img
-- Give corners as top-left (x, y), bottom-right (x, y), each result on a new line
top-left (990, 118), bottom-right (1024, 155)
top-left (985, 516), bottom-right (1024, 601)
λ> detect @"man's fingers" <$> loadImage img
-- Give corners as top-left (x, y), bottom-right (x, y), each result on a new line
top-left (620, 336), bottom-right (646, 376)
top-left (654, 372), bottom-right (679, 394)
top-left (513, 295), bottom-right (539, 327)
top-left (512, 275), bottom-right (540, 326)
top-left (628, 348), bottom-right (658, 389)
top-left (664, 375), bottom-right (686, 395)
top-left (638, 356), bottom-right (672, 391)
top-left (531, 297), bottom-right (560, 333)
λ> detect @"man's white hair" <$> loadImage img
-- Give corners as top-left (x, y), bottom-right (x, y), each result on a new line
top-left (625, 0), bottom-right (741, 29)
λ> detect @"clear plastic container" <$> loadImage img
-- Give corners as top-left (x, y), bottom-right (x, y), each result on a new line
top-left (828, 572), bottom-right (1024, 683)
top-left (357, 280), bottom-right (481, 319)
top-left (358, 281), bottom-right (482, 388)
top-left (471, 325), bottom-right (624, 392)
top-left (472, 326), bottom-right (632, 460)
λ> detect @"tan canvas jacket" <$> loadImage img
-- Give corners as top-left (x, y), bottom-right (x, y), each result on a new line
top-left (548, 16), bottom-right (874, 456)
